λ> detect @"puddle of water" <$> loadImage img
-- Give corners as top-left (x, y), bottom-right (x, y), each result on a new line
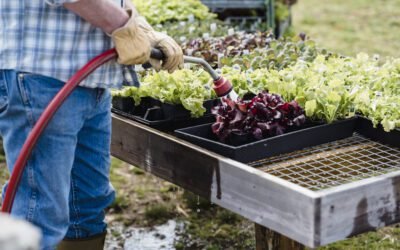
top-left (106, 220), bottom-right (184, 250)
top-left (124, 220), bottom-right (183, 250)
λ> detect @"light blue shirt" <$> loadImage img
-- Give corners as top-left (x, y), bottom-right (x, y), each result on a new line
top-left (0, 0), bottom-right (137, 88)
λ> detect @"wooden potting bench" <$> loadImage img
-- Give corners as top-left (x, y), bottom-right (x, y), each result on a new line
top-left (111, 114), bottom-right (400, 249)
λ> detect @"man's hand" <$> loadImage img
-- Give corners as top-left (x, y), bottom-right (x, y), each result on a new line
top-left (111, 11), bottom-right (152, 65)
top-left (135, 17), bottom-right (184, 73)
top-left (120, 1), bottom-right (183, 70)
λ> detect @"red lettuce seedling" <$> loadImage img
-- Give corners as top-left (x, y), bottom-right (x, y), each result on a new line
top-left (211, 91), bottom-right (306, 142)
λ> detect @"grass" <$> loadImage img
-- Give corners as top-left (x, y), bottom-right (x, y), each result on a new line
top-left (292, 0), bottom-right (400, 58)
top-left (144, 204), bottom-right (173, 223)
top-left (175, 191), bottom-right (255, 249)
top-left (318, 227), bottom-right (400, 250)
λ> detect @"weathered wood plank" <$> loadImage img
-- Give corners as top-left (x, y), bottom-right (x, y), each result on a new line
top-left (210, 159), bottom-right (317, 247)
top-left (111, 115), bottom-right (220, 199)
top-left (317, 170), bottom-right (400, 246)
top-left (255, 224), bottom-right (305, 250)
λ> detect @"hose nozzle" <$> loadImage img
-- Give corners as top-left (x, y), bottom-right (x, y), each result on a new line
top-left (213, 77), bottom-right (233, 97)
top-left (151, 49), bottom-right (237, 100)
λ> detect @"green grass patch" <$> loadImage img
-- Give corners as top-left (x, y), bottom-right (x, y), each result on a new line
top-left (182, 191), bottom-right (213, 211)
top-left (292, 0), bottom-right (400, 58)
top-left (129, 166), bottom-right (145, 175)
top-left (317, 226), bottom-right (400, 249)
top-left (110, 195), bottom-right (131, 212)
top-left (179, 207), bottom-right (255, 250)
top-left (144, 204), bottom-right (173, 223)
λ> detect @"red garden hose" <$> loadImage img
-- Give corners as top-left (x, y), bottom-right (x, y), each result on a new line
top-left (1, 48), bottom-right (234, 213)
top-left (1, 49), bottom-right (118, 213)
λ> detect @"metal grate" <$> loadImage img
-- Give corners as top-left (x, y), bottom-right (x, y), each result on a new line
top-left (250, 135), bottom-right (400, 191)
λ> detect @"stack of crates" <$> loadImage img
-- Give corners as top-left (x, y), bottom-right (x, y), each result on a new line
top-left (201, 0), bottom-right (290, 37)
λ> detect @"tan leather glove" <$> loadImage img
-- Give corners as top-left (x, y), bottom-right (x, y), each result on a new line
top-left (136, 16), bottom-right (184, 73)
top-left (111, 10), bottom-right (152, 65)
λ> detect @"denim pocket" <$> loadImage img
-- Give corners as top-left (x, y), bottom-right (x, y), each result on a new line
top-left (18, 72), bottom-right (75, 130)
top-left (18, 72), bottom-right (65, 106)
top-left (0, 72), bottom-right (9, 113)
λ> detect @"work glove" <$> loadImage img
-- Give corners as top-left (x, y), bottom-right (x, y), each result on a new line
top-left (111, 10), bottom-right (152, 65)
top-left (136, 16), bottom-right (184, 73)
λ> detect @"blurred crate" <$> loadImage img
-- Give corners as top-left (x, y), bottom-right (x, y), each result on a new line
top-left (201, 0), bottom-right (274, 31)
top-left (201, 0), bottom-right (292, 37)
top-left (201, 0), bottom-right (266, 11)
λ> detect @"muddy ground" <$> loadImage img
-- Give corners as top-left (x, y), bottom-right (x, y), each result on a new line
top-left (106, 158), bottom-right (255, 250)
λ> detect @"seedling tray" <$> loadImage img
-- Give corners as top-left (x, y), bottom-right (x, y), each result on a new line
top-left (112, 96), bottom-right (219, 131)
top-left (161, 99), bottom-right (220, 119)
top-left (111, 108), bottom-right (215, 132)
top-left (356, 116), bottom-right (400, 147)
top-left (175, 118), bottom-right (357, 163)
top-left (111, 96), bottom-right (135, 113)
top-left (112, 96), bottom-right (162, 116)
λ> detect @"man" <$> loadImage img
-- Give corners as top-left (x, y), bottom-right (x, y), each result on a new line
top-left (0, 0), bottom-right (183, 249)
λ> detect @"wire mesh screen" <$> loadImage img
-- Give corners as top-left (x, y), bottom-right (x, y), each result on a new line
top-left (250, 135), bottom-right (400, 191)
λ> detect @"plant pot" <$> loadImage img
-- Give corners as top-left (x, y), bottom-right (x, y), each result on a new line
top-left (143, 107), bottom-right (164, 121)
top-left (175, 118), bottom-right (358, 163)
top-left (132, 97), bottom-right (162, 117)
top-left (112, 97), bottom-right (220, 131)
top-left (141, 97), bottom-right (162, 108)
top-left (112, 96), bottom-right (162, 116)
top-left (112, 96), bottom-right (135, 114)
top-left (162, 99), bottom-right (221, 119)
top-left (161, 103), bottom-right (191, 120)
top-left (112, 107), bottom-right (215, 131)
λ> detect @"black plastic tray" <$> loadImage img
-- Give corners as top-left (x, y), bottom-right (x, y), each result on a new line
top-left (112, 96), bottom-right (162, 116)
top-left (356, 116), bottom-right (400, 148)
top-left (112, 96), bottom-right (219, 131)
top-left (111, 96), bottom-right (135, 113)
top-left (111, 108), bottom-right (215, 132)
top-left (112, 96), bottom-right (219, 116)
top-left (175, 118), bottom-right (358, 163)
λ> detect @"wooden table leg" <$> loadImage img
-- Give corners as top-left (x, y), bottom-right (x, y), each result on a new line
top-left (255, 224), bottom-right (305, 250)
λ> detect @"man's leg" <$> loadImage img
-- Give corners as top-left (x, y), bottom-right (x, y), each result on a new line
top-left (64, 89), bottom-right (115, 240)
top-left (0, 71), bottom-right (96, 249)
